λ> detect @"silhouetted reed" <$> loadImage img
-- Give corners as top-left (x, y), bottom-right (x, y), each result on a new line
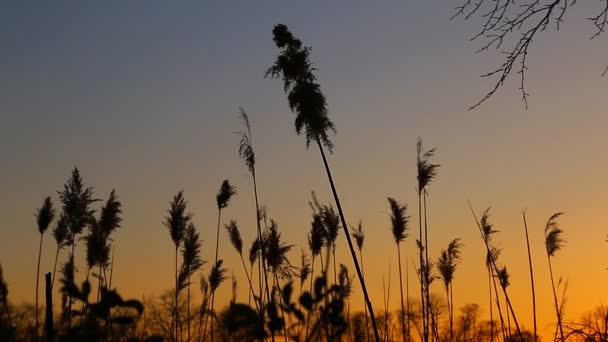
top-left (51, 215), bottom-right (69, 290)
top-left (164, 190), bottom-right (192, 341)
top-left (58, 168), bottom-right (98, 328)
top-left (34, 196), bottom-right (55, 336)
top-left (179, 222), bottom-right (203, 342)
top-left (388, 197), bottom-right (410, 342)
top-left (416, 137), bottom-right (439, 342)
top-left (469, 203), bottom-right (524, 341)
top-left (267, 24), bottom-right (380, 342)
top-left (522, 211), bottom-right (538, 342)
top-left (545, 212), bottom-right (566, 342)
top-left (437, 238), bottom-right (462, 342)
top-left (225, 220), bottom-right (258, 311)
top-left (235, 108), bottom-right (272, 316)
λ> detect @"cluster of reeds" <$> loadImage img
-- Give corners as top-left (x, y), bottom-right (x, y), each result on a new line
top-left (2, 22), bottom-right (581, 342)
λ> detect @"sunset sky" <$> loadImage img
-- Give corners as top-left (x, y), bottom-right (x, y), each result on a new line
top-left (2, 1), bottom-right (608, 340)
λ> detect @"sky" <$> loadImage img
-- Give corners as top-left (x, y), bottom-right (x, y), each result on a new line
top-left (1, 1), bottom-right (608, 340)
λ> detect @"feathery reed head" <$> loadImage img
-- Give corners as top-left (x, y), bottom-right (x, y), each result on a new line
top-left (216, 180), bottom-right (237, 210)
top-left (480, 207), bottom-right (498, 243)
top-left (321, 205), bottom-right (340, 246)
top-left (338, 264), bottom-right (353, 297)
top-left (263, 219), bottom-right (295, 279)
top-left (53, 214), bottom-right (69, 247)
top-left (237, 108), bottom-right (256, 174)
top-left (352, 220), bottom-right (365, 251)
top-left (545, 212), bottom-right (565, 257)
top-left (497, 266), bottom-right (510, 288)
top-left (388, 197), bottom-right (409, 243)
top-left (85, 219), bottom-right (110, 269)
top-left (308, 213), bottom-right (325, 256)
top-left (209, 260), bottom-right (227, 292)
top-left (437, 238), bottom-right (463, 286)
top-left (266, 24), bottom-right (336, 151)
top-left (58, 167), bottom-right (98, 239)
top-left (36, 196), bottom-right (55, 234)
top-left (181, 222), bottom-right (204, 278)
top-left (416, 137), bottom-right (440, 193)
top-left (178, 222), bottom-right (204, 292)
top-left (225, 220), bottom-right (243, 255)
top-left (164, 190), bottom-right (192, 248)
top-left (99, 190), bottom-right (122, 236)
top-left (249, 238), bottom-right (261, 266)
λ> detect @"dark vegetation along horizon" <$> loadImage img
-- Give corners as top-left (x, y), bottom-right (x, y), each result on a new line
top-left (1, 24), bottom-right (607, 342)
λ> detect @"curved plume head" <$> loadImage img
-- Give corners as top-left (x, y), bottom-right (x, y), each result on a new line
top-left (99, 190), bottom-right (122, 237)
top-left (236, 108), bottom-right (256, 174)
top-left (480, 207), bottom-right (498, 243)
top-left (85, 218), bottom-right (110, 269)
top-left (249, 238), bottom-right (261, 266)
top-left (266, 24), bottom-right (336, 151)
top-left (164, 190), bottom-right (192, 248)
top-left (387, 197), bottom-right (409, 243)
top-left (545, 212), bottom-right (565, 257)
top-left (416, 137), bottom-right (440, 194)
top-left (320, 205), bottom-right (340, 246)
top-left (209, 260), bottom-right (227, 292)
top-left (437, 238), bottom-right (463, 287)
top-left (263, 219), bottom-right (295, 279)
top-left (53, 214), bottom-right (69, 247)
top-left (225, 220), bottom-right (243, 255)
top-left (180, 222), bottom-right (204, 289)
top-left (36, 196), bottom-right (55, 234)
top-left (338, 264), bottom-right (353, 297)
top-left (308, 213), bottom-right (325, 257)
top-left (497, 266), bottom-right (510, 288)
top-left (352, 220), bottom-right (365, 251)
top-left (216, 180), bottom-right (237, 210)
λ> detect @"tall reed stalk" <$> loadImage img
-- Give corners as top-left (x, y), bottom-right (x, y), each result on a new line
top-left (267, 24), bottom-right (380, 341)
top-left (34, 197), bottom-right (55, 337)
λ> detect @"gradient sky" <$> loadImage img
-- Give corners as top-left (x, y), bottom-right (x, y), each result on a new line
top-left (2, 1), bottom-right (608, 340)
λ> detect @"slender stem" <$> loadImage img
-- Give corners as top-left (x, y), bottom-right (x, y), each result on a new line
top-left (305, 255), bottom-right (314, 339)
top-left (332, 245), bottom-right (337, 286)
top-left (361, 248), bottom-right (370, 342)
top-left (405, 258), bottom-right (410, 342)
top-left (423, 192), bottom-right (431, 342)
top-left (68, 239), bottom-right (75, 329)
top-left (209, 208), bottom-right (223, 342)
top-left (175, 245), bottom-right (179, 342)
top-left (187, 274), bottom-right (191, 342)
top-left (35, 233), bottom-right (43, 339)
top-left (492, 267), bottom-right (507, 341)
top-left (51, 246), bottom-right (60, 291)
top-left (488, 267), bottom-right (494, 342)
top-left (417, 192), bottom-right (427, 342)
top-left (252, 170), bottom-right (274, 342)
top-left (468, 201), bottom-right (523, 341)
top-left (447, 284), bottom-right (452, 342)
top-left (273, 273), bottom-right (289, 342)
top-left (547, 254), bottom-right (565, 342)
top-left (316, 138), bottom-right (381, 342)
top-left (397, 243), bottom-right (406, 342)
top-left (239, 254), bottom-right (259, 311)
top-left (523, 212), bottom-right (538, 342)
